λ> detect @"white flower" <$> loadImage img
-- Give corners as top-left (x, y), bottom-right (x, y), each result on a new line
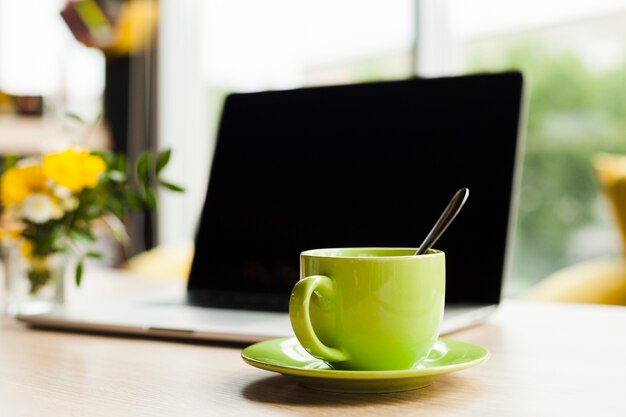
top-left (52, 204), bottom-right (64, 220)
top-left (21, 194), bottom-right (58, 224)
top-left (60, 196), bottom-right (80, 212)
top-left (16, 156), bottom-right (41, 168)
top-left (53, 185), bottom-right (72, 199)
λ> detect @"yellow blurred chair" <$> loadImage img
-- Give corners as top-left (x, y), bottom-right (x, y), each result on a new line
top-left (524, 257), bottom-right (626, 305)
top-left (122, 241), bottom-right (194, 281)
top-left (525, 153), bottom-right (626, 306)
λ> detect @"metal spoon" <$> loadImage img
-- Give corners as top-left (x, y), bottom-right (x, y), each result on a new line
top-left (415, 188), bottom-right (470, 255)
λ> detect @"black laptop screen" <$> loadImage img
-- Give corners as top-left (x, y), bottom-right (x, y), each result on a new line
top-left (188, 72), bottom-right (524, 310)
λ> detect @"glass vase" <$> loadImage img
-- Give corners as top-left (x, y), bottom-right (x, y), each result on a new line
top-left (2, 243), bottom-right (66, 316)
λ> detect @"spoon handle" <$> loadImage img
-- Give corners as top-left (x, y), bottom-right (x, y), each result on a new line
top-left (415, 188), bottom-right (470, 255)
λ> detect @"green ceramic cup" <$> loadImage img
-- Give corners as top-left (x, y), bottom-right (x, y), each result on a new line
top-left (289, 248), bottom-right (445, 371)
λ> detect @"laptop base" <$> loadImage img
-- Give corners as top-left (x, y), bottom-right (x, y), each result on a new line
top-left (16, 301), bottom-right (497, 343)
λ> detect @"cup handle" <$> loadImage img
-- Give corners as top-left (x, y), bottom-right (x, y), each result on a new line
top-left (289, 275), bottom-right (348, 362)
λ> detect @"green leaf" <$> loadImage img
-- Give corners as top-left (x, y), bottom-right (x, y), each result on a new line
top-left (75, 260), bottom-right (84, 287)
top-left (156, 149), bottom-right (172, 174)
top-left (143, 187), bottom-right (157, 210)
top-left (114, 154), bottom-right (129, 175)
top-left (66, 112), bottom-right (86, 125)
top-left (106, 197), bottom-right (125, 217)
top-left (68, 227), bottom-right (96, 242)
top-left (136, 151), bottom-right (152, 182)
top-left (108, 170), bottom-right (127, 183)
top-left (122, 189), bottom-right (143, 210)
top-left (90, 150), bottom-right (114, 166)
top-left (83, 204), bottom-right (103, 220)
top-left (3, 154), bottom-right (18, 170)
top-left (158, 179), bottom-right (185, 193)
top-left (86, 251), bottom-right (105, 260)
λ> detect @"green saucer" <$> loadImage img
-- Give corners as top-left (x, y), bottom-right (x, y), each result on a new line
top-left (241, 337), bottom-right (489, 393)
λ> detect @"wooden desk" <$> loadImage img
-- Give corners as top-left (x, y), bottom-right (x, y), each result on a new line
top-left (0, 298), bottom-right (625, 416)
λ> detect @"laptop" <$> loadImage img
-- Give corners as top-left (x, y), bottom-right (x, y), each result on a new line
top-left (17, 71), bottom-right (525, 342)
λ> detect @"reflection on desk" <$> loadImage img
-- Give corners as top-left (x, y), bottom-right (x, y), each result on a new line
top-left (0, 287), bottom-right (625, 416)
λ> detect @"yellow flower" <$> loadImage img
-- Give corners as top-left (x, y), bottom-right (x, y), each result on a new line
top-left (1, 218), bottom-right (23, 240)
top-left (20, 239), bottom-right (34, 260)
top-left (1, 167), bottom-right (29, 206)
top-left (20, 165), bottom-right (46, 191)
top-left (0, 223), bottom-right (20, 243)
top-left (0, 216), bottom-right (23, 241)
top-left (1, 163), bottom-right (49, 207)
top-left (20, 239), bottom-right (48, 269)
top-left (8, 226), bottom-right (22, 239)
top-left (42, 150), bottom-right (83, 192)
top-left (43, 149), bottom-right (106, 192)
top-left (80, 153), bottom-right (107, 189)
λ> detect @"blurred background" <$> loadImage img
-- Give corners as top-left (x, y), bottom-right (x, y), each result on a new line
top-left (1, 0), bottom-right (625, 297)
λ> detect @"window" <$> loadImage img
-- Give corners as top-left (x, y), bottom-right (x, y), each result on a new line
top-left (447, 0), bottom-right (626, 294)
top-left (158, 0), bottom-right (416, 246)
